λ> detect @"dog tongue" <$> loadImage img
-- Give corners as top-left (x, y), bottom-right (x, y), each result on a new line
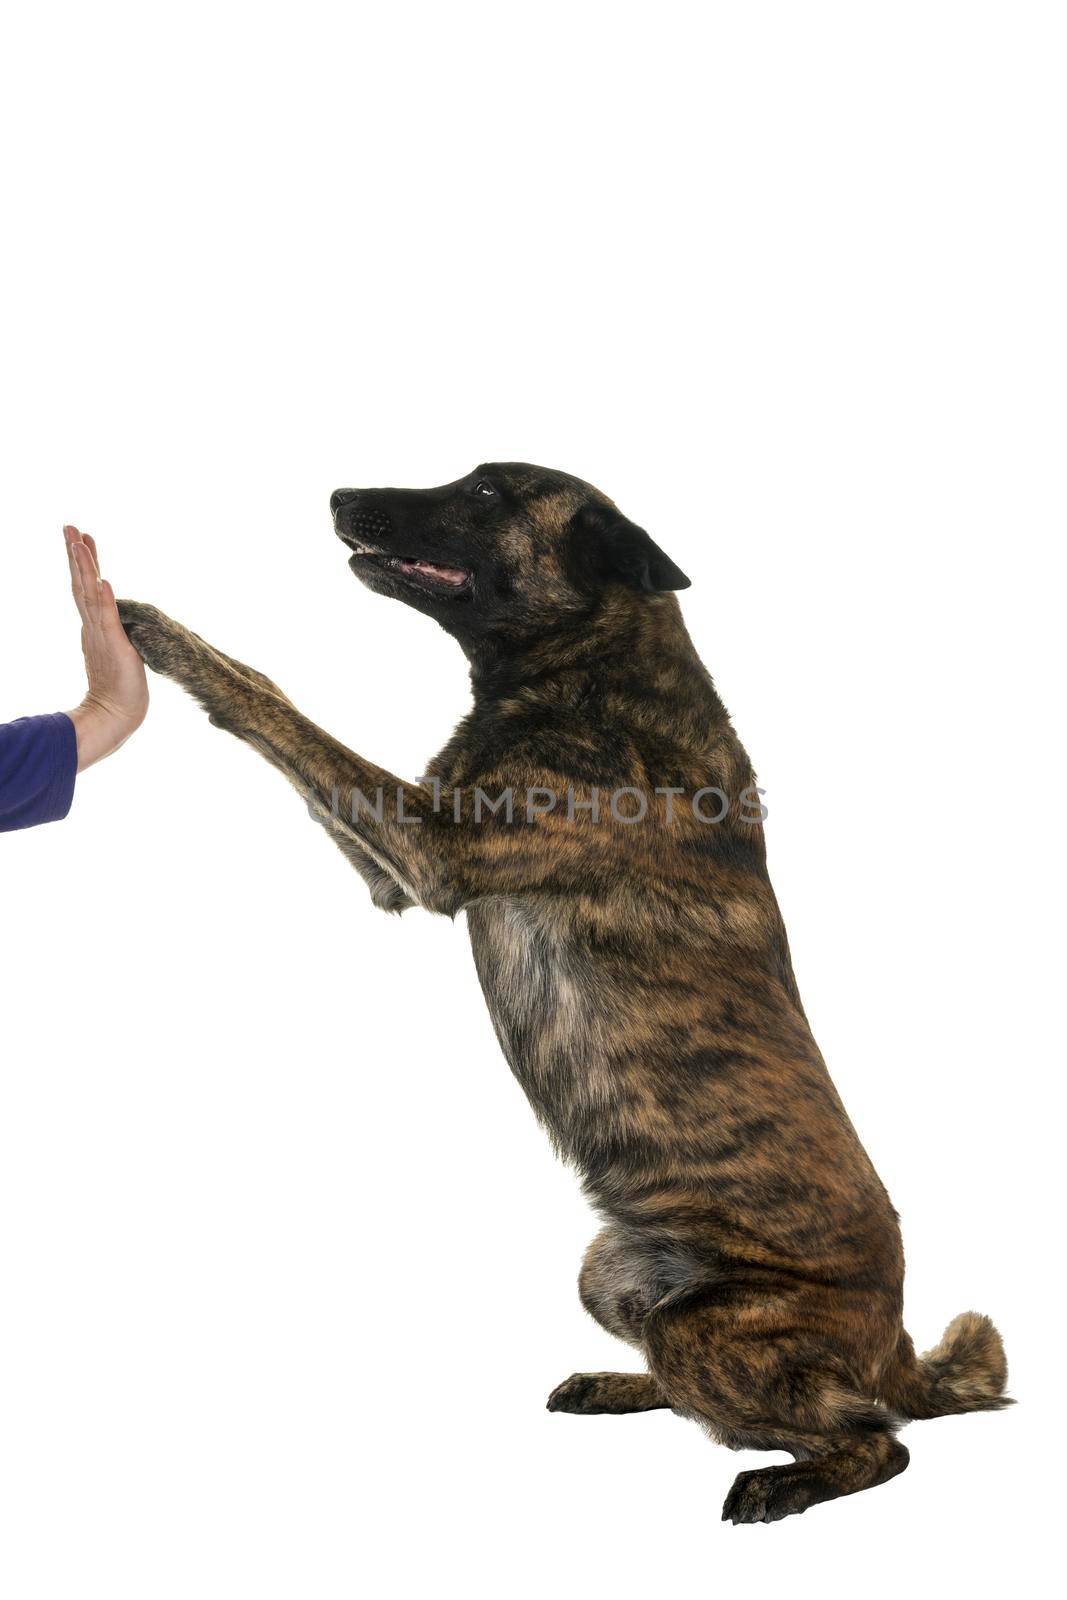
top-left (399, 558), bottom-right (467, 586)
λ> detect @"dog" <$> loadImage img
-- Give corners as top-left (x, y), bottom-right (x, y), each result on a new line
top-left (117, 462), bottom-right (1010, 1523)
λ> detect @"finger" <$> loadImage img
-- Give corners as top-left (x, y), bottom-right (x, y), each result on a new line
top-left (72, 540), bottom-right (103, 625)
top-left (64, 525), bottom-right (100, 579)
top-left (81, 532), bottom-right (100, 573)
top-left (66, 530), bottom-right (92, 621)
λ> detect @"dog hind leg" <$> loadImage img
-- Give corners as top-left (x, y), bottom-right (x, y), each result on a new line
top-left (721, 1430), bottom-right (909, 1524)
top-left (645, 1290), bottom-right (908, 1524)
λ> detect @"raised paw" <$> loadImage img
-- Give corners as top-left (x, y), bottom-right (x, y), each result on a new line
top-left (116, 600), bottom-right (193, 677)
top-left (546, 1372), bottom-right (668, 1415)
top-left (115, 599), bottom-right (255, 736)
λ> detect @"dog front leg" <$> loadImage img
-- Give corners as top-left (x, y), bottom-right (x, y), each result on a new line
top-left (115, 600), bottom-right (461, 914)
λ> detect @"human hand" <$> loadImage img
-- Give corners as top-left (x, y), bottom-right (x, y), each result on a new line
top-left (64, 525), bottom-right (149, 771)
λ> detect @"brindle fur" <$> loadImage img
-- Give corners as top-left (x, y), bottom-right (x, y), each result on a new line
top-left (117, 463), bottom-right (1010, 1524)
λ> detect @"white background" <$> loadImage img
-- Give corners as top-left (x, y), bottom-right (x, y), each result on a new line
top-left (1, 3), bottom-right (1062, 1595)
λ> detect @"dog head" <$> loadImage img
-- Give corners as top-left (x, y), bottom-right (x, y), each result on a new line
top-left (330, 463), bottom-right (689, 651)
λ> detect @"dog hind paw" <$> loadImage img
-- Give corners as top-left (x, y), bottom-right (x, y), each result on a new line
top-left (722, 1467), bottom-right (811, 1525)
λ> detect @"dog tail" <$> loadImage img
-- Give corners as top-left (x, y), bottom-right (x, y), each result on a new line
top-left (879, 1313), bottom-right (1012, 1419)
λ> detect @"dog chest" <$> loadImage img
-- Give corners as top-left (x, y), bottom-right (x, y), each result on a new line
top-left (464, 896), bottom-right (618, 1135)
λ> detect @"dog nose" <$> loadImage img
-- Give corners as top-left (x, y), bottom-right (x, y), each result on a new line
top-left (331, 488), bottom-right (357, 514)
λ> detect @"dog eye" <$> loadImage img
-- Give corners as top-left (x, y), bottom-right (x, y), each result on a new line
top-left (473, 480), bottom-right (496, 498)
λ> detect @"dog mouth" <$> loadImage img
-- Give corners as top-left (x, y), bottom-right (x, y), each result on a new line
top-left (340, 535), bottom-right (471, 593)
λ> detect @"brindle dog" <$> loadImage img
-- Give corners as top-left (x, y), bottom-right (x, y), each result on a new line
top-left (117, 463), bottom-right (1009, 1523)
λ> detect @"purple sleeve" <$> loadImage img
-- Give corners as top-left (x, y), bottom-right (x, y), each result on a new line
top-left (0, 714), bottom-right (78, 832)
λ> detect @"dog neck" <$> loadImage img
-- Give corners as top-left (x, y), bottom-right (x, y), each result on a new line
top-left (462, 587), bottom-right (732, 751)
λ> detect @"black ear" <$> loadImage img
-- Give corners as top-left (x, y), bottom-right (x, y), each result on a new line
top-left (572, 502), bottom-right (691, 593)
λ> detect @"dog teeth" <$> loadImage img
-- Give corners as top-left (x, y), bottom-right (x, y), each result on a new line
top-left (346, 540), bottom-right (467, 587)
top-left (399, 558), bottom-right (468, 586)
